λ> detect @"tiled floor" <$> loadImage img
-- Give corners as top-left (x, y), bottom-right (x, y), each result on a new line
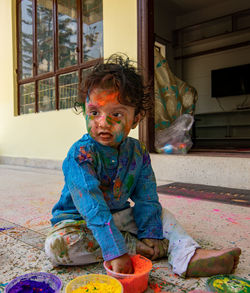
top-left (0, 164), bottom-right (249, 292)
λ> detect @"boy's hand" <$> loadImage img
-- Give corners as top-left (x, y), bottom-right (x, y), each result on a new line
top-left (109, 253), bottom-right (134, 274)
top-left (142, 238), bottom-right (169, 260)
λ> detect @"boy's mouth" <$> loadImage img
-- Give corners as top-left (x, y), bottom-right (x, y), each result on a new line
top-left (98, 132), bottom-right (113, 139)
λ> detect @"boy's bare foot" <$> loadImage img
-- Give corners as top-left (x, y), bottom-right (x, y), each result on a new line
top-left (186, 247), bottom-right (241, 277)
top-left (136, 240), bottom-right (154, 258)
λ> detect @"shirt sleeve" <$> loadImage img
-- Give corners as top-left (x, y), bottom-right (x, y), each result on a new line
top-left (63, 148), bottom-right (128, 261)
top-left (130, 146), bottom-right (163, 240)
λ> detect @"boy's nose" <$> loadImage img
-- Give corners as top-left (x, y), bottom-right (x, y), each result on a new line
top-left (98, 115), bottom-right (110, 128)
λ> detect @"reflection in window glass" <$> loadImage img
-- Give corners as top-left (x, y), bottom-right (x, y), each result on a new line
top-left (20, 83), bottom-right (35, 114)
top-left (58, 0), bottom-right (78, 68)
top-left (82, 0), bottom-right (103, 61)
top-left (17, 0), bottom-right (103, 115)
top-left (38, 77), bottom-right (55, 112)
top-left (59, 72), bottom-right (78, 109)
top-left (19, 0), bottom-right (33, 79)
top-left (82, 67), bottom-right (93, 83)
top-left (37, 0), bottom-right (54, 74)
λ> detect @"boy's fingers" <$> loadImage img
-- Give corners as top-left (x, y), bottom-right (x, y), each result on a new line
top-left (151, 245), bottom-right (160, 260)
top-left (127, 265), bottom-right (134, 274)
top-left (158, 242), bottom-right (165, 258)
top-left (162, 239), bottom-right (169, 256)
top-left (112, 263), bottom-right (120, 273)
top-left (152, 239), bottom-right (169, 260)
top-left (137, 240), bottom-right (154, 258)
top-left (142, 239), bottom-right (154, 248)
top-left (141, 239), bottom-right (169, 260)
top-left (151, 240), bottom-right (161, 260)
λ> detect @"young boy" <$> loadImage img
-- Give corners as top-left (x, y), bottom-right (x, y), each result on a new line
top-left (45, 54), bottom-right (241, 277)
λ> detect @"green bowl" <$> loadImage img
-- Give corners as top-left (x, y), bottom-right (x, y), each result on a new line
top-left (206, 275), bottom-right (250, 293)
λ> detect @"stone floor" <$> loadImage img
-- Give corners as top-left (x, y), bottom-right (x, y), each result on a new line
top-left (0, 164), bottom-right (249, 292)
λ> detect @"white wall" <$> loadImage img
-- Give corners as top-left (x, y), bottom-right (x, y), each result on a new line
top-left (181, 46), bottom-right (250, 114)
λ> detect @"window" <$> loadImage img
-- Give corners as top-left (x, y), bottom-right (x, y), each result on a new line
top-left (17, 0), bottom-right (103, 115)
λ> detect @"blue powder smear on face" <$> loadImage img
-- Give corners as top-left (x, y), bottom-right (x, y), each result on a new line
top-left (8, 280), bottom-right (55, 293)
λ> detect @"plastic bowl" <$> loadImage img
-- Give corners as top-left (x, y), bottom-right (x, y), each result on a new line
top-left (65, 274), bottom-right (123, 293)
top-left (104, 255), bottom-right (152, 293)
top-left (4, 272), bottom-right (62, 293)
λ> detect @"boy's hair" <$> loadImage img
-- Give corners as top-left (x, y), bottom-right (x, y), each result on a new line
top-left (77, 53), bottom-right (153, 117)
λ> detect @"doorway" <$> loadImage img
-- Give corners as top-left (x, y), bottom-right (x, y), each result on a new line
top-left (137, 0), bottom-right (250, 154)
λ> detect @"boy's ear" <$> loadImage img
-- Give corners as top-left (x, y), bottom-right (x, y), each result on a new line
top-left (132, 114), bottom-right (141, 129)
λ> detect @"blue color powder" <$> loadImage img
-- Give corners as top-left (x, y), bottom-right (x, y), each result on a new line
top-left (8, 280), bottom-right (55, 293)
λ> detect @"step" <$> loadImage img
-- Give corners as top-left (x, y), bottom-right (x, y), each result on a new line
top-left (1, 154), bottom-right (249, 190)
top-left (150, 153), bottom-right (250, 190)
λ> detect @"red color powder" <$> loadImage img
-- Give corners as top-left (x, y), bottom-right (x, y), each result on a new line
top-left (149, 283), bottom-right (162, 292)
top-left (130, 254), bottom-right (152, 274)
top-left (107, 255), bottom-right (152, 293)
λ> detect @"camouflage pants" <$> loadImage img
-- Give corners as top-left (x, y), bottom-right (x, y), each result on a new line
top-left (45, 207), bottom-right (200, 277)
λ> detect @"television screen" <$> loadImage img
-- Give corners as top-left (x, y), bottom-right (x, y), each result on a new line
top-left (211, 64), bottom-right (250, 97)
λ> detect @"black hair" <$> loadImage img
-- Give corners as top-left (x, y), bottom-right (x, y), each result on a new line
top-left (75, 53), bottom-right (153, 117)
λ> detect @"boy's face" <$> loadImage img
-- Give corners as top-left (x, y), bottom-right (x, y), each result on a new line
top-left (85, 89), bottom-right (139, 148)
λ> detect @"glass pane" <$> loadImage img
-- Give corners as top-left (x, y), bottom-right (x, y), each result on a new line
top-left (81, 66), bottom-right (92, 82)
top-left (82, 0), bottom-right (103, 61)
top-left (37, 0), bottom-right (54, 74)
top-left (18, 0), bottom-right (33, 79)
top-left (58, 0), bottom-right (78, 68)
top-left (20, 83), bottom-right (35, 114)
top-left (38, 77), bottom-right (55, 112)
top-left (59, 71), bottom-right (78, 109)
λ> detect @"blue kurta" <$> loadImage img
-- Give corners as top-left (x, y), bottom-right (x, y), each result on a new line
top-left (51, 134), bottom-right (163, 261)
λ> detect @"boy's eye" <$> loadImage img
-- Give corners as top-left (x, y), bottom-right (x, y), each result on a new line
top-left (90, 110), bottom-right (98, 116)
top-left (112, 112), bottom-right (122, 118)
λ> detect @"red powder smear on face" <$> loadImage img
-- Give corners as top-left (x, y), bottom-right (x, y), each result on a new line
top-left (93, 91), bottom-right (119, 106)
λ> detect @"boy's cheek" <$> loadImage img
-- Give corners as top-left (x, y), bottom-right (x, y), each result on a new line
top-left (114, 132), bottom-right (125, 144)
top-left (85, 116), bottom-right (94, 134)
top-left (106, 115), bottom-right (121, 126)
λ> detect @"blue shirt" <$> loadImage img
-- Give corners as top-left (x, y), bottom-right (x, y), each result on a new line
top-left (51, 134), bottom-right (163, 261)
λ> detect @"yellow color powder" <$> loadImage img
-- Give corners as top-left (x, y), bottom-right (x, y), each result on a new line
top-left (71, 281), bottom-right (121, 293)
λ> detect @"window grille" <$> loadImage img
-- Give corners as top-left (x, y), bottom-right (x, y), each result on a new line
top-left (17, 0), bottom-right (103, 115)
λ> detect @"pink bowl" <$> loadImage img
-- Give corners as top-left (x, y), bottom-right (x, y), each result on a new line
top-left (104, 254), bottom-right (152, 293)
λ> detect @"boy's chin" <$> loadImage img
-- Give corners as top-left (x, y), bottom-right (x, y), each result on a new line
top-left (96, 138), bottom-right (118, 148)
top-left (98, 139), bottom-right (124, 148)
top-left (89, 133), bottom-right (126, 148)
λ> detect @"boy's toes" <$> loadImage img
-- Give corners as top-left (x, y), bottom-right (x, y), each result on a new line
top-left (230, 248), bottom-right (241, 273)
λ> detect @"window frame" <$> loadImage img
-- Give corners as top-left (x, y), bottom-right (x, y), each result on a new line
top-left (16, 0), bottom-right (103, 115)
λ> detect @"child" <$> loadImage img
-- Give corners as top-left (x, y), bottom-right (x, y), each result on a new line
top-left (45, 54), bottom-right (241, 277)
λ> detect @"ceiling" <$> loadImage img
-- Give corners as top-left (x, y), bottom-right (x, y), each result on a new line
top-left (162, 0), bottom-right (230, 16)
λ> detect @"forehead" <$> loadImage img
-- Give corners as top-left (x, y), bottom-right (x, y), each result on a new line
top-left (88, 89), bottom-right (120, 105)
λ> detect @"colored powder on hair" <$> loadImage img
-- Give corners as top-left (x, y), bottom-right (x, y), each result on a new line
top-left (70, 282), bottom-right (121, 293)
top-left (8, 280), bottom-right (55, 293)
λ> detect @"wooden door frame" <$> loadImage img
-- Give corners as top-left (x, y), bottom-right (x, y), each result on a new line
top-left (137, 0), bottom-right (155, 152)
